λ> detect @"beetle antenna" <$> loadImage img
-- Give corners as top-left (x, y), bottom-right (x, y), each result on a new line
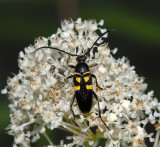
top-left (34, 46), bottom-right (78, 56)
top-left (84, 29), bottom-right (116, 56)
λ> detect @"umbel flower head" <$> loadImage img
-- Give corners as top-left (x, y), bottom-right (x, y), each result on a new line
top-left (2, 18), bottom-right (160, 147)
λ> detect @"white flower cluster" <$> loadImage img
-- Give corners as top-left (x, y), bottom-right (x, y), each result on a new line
top-left (2, 18), bottom-right (160, 147)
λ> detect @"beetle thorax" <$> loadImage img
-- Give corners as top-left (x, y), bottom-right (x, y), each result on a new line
top-left (75, 63), bottom-right (89, 73)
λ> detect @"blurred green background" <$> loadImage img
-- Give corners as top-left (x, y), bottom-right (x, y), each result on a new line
top-left (0, 0), bottom-right (160, 146)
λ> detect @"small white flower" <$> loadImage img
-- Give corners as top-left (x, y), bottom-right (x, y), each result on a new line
top-left (121, 100), bottom-right (131, 111)
top-left (108, 113), bottom-right (117, 122)
top-left (1, 88), bottom-right (7, 94)
top-left (98, 19), bottom-right (104, 26)
top-left (98, 64), bottom-right (107, 74)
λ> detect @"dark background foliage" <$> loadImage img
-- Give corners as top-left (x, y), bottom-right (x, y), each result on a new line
top-left (0, 0), bottom-right (160, 146)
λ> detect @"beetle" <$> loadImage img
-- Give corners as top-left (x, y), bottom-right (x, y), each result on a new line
top-left (35, 30), bottom-right (115, 130)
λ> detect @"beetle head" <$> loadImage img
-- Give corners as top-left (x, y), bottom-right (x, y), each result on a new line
top-left (76, 55), bottom-right (86, 63)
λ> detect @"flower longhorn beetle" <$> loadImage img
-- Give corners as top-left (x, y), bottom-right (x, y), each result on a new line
top-left (35, 30), bottom-right (115, 130)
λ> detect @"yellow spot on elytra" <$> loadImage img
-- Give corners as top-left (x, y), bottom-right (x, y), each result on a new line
top-left (75, 86), bottom-right (80, 90)
top-left (84, 76), bottom-right (89, 82)
top-left (76, 77), bottom-right (81, 83)
top-left (86, 85), bottom-right (92, 89)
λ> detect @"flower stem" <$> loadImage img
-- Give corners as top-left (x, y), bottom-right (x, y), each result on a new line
top-left (43, 132), bottom-right (54, 146)
top-left (153, 131), bottom-right (160, 147)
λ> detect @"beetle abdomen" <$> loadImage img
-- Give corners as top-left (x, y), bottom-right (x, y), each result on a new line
top-left (76, 90), bottom-right (93, 113)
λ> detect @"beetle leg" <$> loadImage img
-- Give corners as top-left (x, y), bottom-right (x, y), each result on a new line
top-left (66, 75), bottom-right (73, 79)
top-left (68, 65), bottom-right (76, 68)
top-left (89, 63), bottom-right (98, 68)
top-left (70, 93), bottom-right (76, 122)
top-left (93, 91), bottom-right (110, 130)
top-left (91, 74), bottom-right (103, 90)
top-left (64, 75), bottom-right (73, 82)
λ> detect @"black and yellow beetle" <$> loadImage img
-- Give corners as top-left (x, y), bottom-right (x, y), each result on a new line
top-left (35, 30), bottom-right (114, 130)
